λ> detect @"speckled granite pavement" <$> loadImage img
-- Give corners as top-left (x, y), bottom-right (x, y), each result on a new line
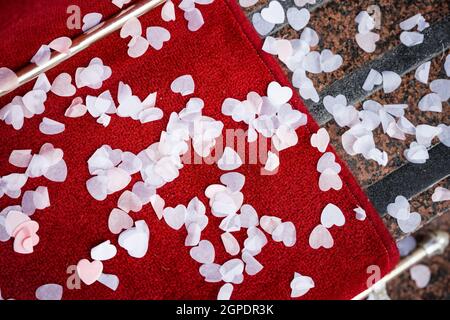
top-left (243, 0), bottom-right (450, 300)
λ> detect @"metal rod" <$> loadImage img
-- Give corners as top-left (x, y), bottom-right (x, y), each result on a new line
top-left (0, 0), bottom-right (166, 98)
top-left (352, 231), bottom-right (449, 300)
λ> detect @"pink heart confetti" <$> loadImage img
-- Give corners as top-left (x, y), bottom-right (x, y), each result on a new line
top-left (76, 259), bottom-right (103, 285)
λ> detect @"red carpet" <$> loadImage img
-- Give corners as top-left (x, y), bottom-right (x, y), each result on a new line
top-left (0, 0), bottom-right (399, 299)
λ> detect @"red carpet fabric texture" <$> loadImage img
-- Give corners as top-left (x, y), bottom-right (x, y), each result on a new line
top-left (0, 0), bottom-right (399, 300)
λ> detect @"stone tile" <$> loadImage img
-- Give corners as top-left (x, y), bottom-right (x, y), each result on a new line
top-left (325, 52), bottom-right (449, 188)
top-left (382, 177), bottom-right (449, 240)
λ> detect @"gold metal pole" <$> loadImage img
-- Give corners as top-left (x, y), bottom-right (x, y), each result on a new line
top-left (0, 0), bottom-right (166, 98)
top-left (352, 231), bottom-right (449, 300)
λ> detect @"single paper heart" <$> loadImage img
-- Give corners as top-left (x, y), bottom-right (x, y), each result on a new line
top-left (190, 240), bottom-right (215, 264)
top-left (0, 67), bottom-right (19, 91)
top-left (35, 284), bottom-right (63, 300)
top-left (163, 205), bottom-right (186, 230)
top-left (48, 37), bottom-right (72, 53)
top-left (397, 212), bottom-right (422, 233)
top-left (51, 73), bottom-right (76, 97)
top-left (290, 272), bottom-right (315, 298)
top-left (127, 36), bottom-right (149, 58)
top-left (261, 1), bottom-right (285, 24)
top-left (320, 203), bottom-right (346, 228)
top-left (118, 220), bottom-right (150, 258)
top-left (108, 208), bottom-right (133, 234)
top-left (382, 71), bottom-right (402, 94)
top-left (355, 32), bottom-right (379, 53)
top-left (272, 222), bottom-right (297, 247)
top-left (171, 74), bottom-right (194, 96)
top-left (310, 128), bottom-right (330, 153)
top-left (184, 8), bottom-right (204, 32)
top-left (287, 7), bottom-right (310, 31)
top-left (220, 172), bottom-right (245, 193)
top-left (98, 273), bottom-right (120, 291)
top-left (319, 168), bottom-right (343, 192)
top-left (309, 224), bottom-right (334, 249)
top-left (91, 240), bottom-right (117, 261)
top-left (76, 259), bottom-right (103, 285)
top-left (410, 264), bottom-right (431, 288)
top-left (217, 147), bottom-right (243, 171)
top-left (252, 12), bottom-right (274, 36)
top-left (146, 26), bottom-right (171, 50)
top-left (267, 81), bottom-right (293, 106)
top-left (161, 0), bottom-right (176, 22)
top-left (118, 190), bottom-right (143, 213)
top-left (317, 152), bottom-right (341, 173)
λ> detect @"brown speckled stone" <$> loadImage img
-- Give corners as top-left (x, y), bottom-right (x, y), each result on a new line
top-left (387, 212), bottom-right (450, 300)
top-left (268, 0), bottom-right (450, 91)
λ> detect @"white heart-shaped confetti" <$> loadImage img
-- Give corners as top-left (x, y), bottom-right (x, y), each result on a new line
top-left (355, 32), bottom-right (380, 53)
top-left (287, 7), bottom-right (310, 31)
top-left (146, 26), bottom-right (171, 50)
top-left (242, 251), bottom-right (263, 276)
top-left (161, 0), bottom-right (176, 21)
top-left (386, 195), bottom-right (411, 220)
top-left (39, 117), bottom-right (65, 135)
top-left (91, 240), bottom-right (117, 261)
top-left (35, 284), bottom-right (63, 300)
top-left (185, 223), bottom-right (201, 246)
top-left (415, 61), bottom-right (431, 84)
top-left (118, 220), bottom-right (150, 258)
top-left (382, 71), bottom-right (402, 94)
top-left (309, 224), bottom-right (334, 249)
top-left (217, 283), bottom-right (233, 300)
top-left (220, 258), bottom-right (244, 283)
top-left (397, 212), bottom-right (421, 233)
top-left (418, 93), bottom-right (442, 112)
top-left (51, 73), bottom-right (76, 97)
top-left (82, 12), bottom-right (103, 32)
top-left (310, 128), bottom-right (330, 153)
top-left (98, 273), bottom-right (120, 291)
top-left (220, 172), bottom-right (245, 192)
top-left (184, 8), bottom-right (204, 32)
top-left (290, 272), bottom-right (315, 298)
top-left (431, 187), bottom-right (450, 202)
top-left (362, 69), bottom-right (382, 91)
top-left (0, 67), bottom-right (19, 92)
top-left (118, 190), bottom-right (143, 213)
top-left (430, 79), bottom-right (450, 101)
top-left (171, 74), bottom-right (195, 96)
top-left (163, 205), bottom-right (186, 230)
top-left (108, 208), bottom-right (133, 234)
top-left (252, 12), bottom-right (275, 36)
top-left (199, 263), bottom-right (222, 283)
top-left (221, 232), bottom-right (240, 256)
top-left (272, 221), bottom-right (297, 247)
top-left (267, 81), bottom-right (293, 106)
top-left (218, 147), bottom-right (243, 171)
top-left (190, 240), bottom-right (215, 264)
top-left (120, 17), bottom-right (142, 38)
top-left (261, 1), bottom-right (285, 24)
top-left (48, 37), bottom-right (72, 54)
top-left (410, 264), bottom-right (431, 288)
top-left (320, 203), bottom-right (345, 228)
